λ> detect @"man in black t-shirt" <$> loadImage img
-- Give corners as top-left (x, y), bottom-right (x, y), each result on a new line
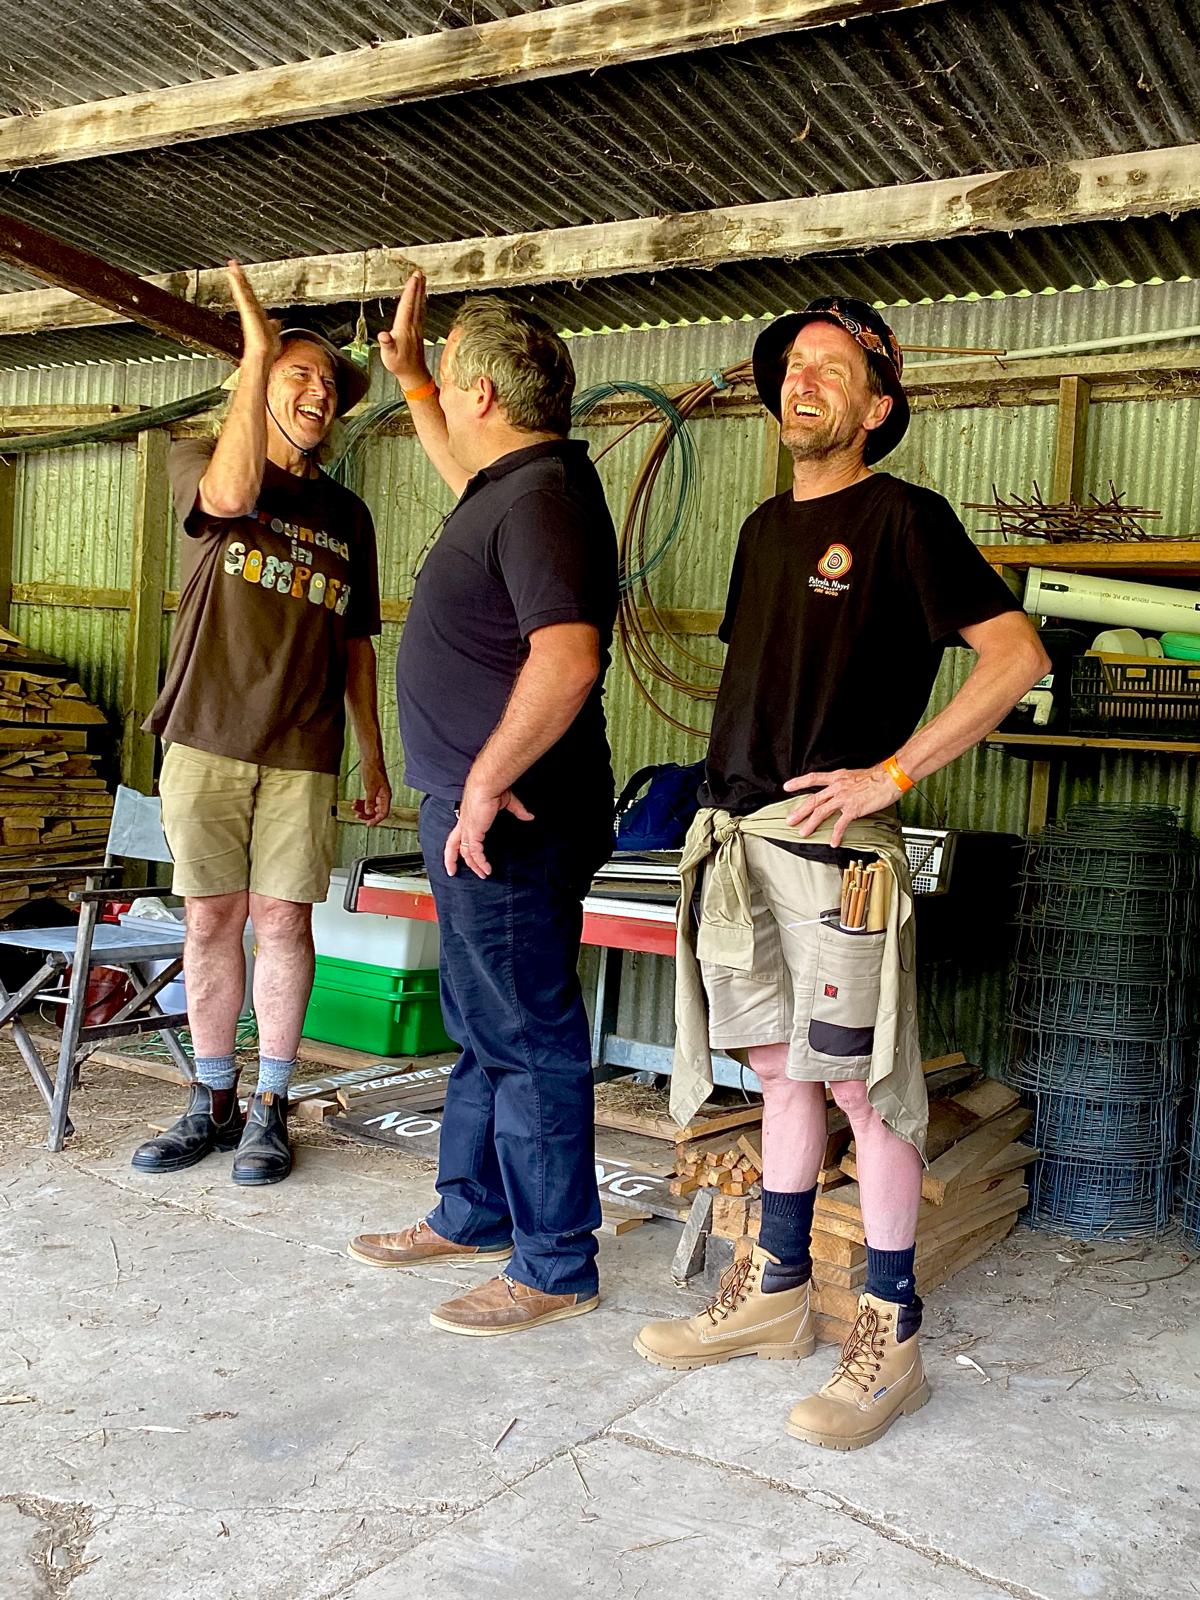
top-left (349, 276), bottom-right (618, 1337)
top-left (636, 298), bottom-right (1048, 1451)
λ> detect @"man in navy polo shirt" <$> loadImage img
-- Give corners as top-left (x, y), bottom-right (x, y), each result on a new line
top-left (349, 273), bottom-right (618, 1336)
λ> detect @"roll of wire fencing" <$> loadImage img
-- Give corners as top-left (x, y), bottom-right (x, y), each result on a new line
top-left (1007, 804), bottom-right (1198, 1237)
top-left (1181, 1067), bottom-right (1200, 1247)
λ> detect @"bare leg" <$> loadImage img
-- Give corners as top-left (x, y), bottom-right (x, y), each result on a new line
top-left (248, 893), bottom-right (315, 1061)
top-left (184, 891), bottom-right (248, 1058)
top-left (828, 1079), bottom-right (923, 1249)
top-left (747, 1044), bottom-right (828, 1191)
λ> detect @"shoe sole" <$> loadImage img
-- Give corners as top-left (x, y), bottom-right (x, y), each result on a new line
top-left (632, 1333), bottom-right (817, 1371)
top-left (231, 1166), bottom-right (293, 1187)
top-left (347, 1242), bottom-right (514, 1269)
top-left (130, 1134), bottom-right (243, 1175)
top-left (786, 1377), bottom-right (932, 1451)
top-left (429, 1294), bottom-right (600, 1336)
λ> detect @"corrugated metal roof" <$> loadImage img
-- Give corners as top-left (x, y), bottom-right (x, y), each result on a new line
top-left (0, 1), bottom-right (563, 116)
top-left (0, 0), bottom-right (1197, 365)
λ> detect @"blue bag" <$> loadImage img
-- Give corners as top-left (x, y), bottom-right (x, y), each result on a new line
top-left (614, 761), bottom-right (706, 852)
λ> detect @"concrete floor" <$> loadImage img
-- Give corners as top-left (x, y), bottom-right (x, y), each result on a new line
top-left (0, 1047), bottom-right (1196, 1600)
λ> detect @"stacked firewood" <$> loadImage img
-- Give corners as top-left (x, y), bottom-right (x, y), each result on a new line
top-left (0, 628), bottom-right (113, 917)
top-left (670, 1131), bottom-right (763, 1198)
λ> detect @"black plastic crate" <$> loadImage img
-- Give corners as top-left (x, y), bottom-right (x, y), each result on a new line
top-left (1070, 653), bottom-right (1200, 740)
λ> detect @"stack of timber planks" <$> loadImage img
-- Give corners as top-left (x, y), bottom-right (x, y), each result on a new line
top-left (707, 1063), bottom-right (1035, 1345)
top-left (0, 625), bottom-right (113, 918)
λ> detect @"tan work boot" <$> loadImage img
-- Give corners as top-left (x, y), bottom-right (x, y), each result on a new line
top-left (633, 1246), bottom-right (816, 1371)
top-left (786, 1292), bottom-right (930, 1451)
top-left (347, 1218), bottom-right (512, 1269)
top-left (429, 1273), bottom-right (599, 1336)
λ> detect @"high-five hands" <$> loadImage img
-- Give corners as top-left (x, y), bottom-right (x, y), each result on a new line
top-left (378, 271), bottom-right (433, 391)
top-left (226, 260), bottom-right (281, 367)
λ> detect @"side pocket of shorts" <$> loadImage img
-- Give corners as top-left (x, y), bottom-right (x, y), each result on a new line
top-left (808, 917), bottom-right (885, 1067)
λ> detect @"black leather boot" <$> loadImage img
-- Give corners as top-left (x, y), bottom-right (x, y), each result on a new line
top-left (231, 1091), bottom-right (292, 1186)
top-left (130, 1083), bottom-right (244, 1174)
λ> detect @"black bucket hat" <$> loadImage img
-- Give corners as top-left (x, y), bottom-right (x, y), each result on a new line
top-left (277, 327), bottom-right (370, 416)
top-left (752, 297), bottom-right (909, 464)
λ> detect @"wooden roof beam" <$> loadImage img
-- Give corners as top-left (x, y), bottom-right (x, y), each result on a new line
top-left (0, 0), bottom-right (942, 171)
top-left (0, 142), bottom-right (1197, 342)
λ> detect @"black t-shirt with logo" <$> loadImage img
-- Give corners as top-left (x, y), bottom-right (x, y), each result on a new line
top-left (396, 439), bottom-right (617, 815)
top-left (703, 472), bottom-right (1021, 814)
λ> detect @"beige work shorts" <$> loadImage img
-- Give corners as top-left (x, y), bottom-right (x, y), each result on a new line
top-left (700, 834), bottom-right (916, 1084)
top-left (159, 743), bottom-right (337, 903)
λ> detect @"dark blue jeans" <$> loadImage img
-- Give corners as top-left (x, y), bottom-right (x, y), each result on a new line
top-left (418, 795), bottom-right (612, 1297)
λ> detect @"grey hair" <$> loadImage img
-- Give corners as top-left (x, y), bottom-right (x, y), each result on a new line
top-left (447, 297), bottom-right (574, 435)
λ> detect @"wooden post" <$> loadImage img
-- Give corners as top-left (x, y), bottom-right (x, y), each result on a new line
top-left (0, 458), bottom-right (14, 630)
top-left (122, 429), bottom-right (170, 797)
top-left (758, 414), bottom-right (791, 501)
top-left (1051, 375), bottom-right (1091, 505)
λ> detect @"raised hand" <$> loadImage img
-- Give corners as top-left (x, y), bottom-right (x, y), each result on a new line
top-left (226, 259), bottom-right (281, 367)
top-left (378, 270), bottom-right (432, 389)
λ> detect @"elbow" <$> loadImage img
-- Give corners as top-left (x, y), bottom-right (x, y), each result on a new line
top-left (200, 491), bottom-right (255, 521)
top-left (1025, 637), bottom-right (1052, 691)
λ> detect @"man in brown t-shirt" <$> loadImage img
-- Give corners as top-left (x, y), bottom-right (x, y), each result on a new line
top-left (132, 263), bottom-right (390, 1186)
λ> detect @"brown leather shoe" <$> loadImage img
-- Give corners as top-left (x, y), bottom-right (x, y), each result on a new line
top-left (429, 1273), bottom-right (599, 1337)
top-left (347, 1218), bottom-right (513, 1269)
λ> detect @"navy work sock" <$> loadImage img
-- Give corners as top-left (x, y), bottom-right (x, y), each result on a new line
top-left (757, 1185), bottom-right (816, 1286)
top-left (865, 1243), bottom-right (917, 1305)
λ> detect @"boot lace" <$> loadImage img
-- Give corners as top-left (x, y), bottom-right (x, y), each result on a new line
top-left (829, 1302), bottom-right (891, 1394)
top-left (702, 1255), bottom-right (756, 1324)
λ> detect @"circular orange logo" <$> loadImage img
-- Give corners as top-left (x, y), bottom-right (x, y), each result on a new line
top-left (817, 543), bottom-right (853, 579)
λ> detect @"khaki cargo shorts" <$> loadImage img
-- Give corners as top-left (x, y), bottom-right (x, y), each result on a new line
top-left (159, 743), bottom-right (337, 903)
top-left (700, 834), bottom-right (918, 1084)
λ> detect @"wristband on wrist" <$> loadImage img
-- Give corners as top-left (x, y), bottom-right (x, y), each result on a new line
top-left (403, 377), bottom-right (438, 403)
top-left (883, 755), bottom-right (914, 795)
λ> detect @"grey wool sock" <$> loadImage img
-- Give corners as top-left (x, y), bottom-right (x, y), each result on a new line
top-left (193, 1054), bottom-right (238, 1091)
top-left (255, 1056), bottom-right (296, 1097)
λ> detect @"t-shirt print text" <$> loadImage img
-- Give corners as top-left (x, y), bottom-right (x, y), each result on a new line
top-left (808, 541), bottom-right (853, 599)
top-left (221, 514), bottom-right (352, 616)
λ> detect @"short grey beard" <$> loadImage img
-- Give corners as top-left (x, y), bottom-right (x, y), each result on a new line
top-left (782, 422), bottom-right (858, 464)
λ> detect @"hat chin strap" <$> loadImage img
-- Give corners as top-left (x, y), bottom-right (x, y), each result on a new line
top-left (266, 399), bottom-right (320, 461)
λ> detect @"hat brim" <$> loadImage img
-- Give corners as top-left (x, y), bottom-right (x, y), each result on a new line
top-left (752, 312), bottom-right (909, 465)
top-left (278, 329), bottom-right (371, 417)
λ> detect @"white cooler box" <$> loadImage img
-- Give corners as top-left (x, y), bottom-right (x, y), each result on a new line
top-left (311, 868), bottom-right (440, 968)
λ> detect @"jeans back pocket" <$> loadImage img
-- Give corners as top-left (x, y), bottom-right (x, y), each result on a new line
top-left (809, 911), bottom-right (886, 1063)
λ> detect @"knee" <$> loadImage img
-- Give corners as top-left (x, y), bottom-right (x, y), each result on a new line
top-left (829, 1078), bottom-right (872, 1120)
top-left (746, 1044), bottom-right (791, 1088)
top-left (186, 892), bottom-right (246, 945)
top-left (250, 896), bottom-right (313, 946)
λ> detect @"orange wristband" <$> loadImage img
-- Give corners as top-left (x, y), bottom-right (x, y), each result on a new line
top-left (883, 756), bottom-right (914, 795)
top-left (403, 377), bottom-right (438, 403)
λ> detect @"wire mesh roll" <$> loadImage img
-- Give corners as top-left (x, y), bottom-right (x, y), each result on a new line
top-left (1030, 1154), bottom-right (1174, 1237)
top-left (1016, 923), bottom-right (1188, 983)
top-left (1027, 1090), bottom-right (1178, 1163)
top-left (1011, 971), bottom-right (1188, 1040)
top-left (1179, 1071), bottom-right (1200, 1247)
top-left (1008, 803), bottom-right (1195, 1238)
top-left (1009, 1032), bottom-right (1188, 1100)
top-left (1017, 880), bottom-right (1197, 936)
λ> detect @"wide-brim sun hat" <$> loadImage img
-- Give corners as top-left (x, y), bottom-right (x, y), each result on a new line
top-left (277, 327), bottom-right (370, 417)
top-left (752, 297), bottom-right (909, 465)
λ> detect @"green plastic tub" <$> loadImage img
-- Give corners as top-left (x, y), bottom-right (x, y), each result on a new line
top-left (302, 954), bottom-right (455, 1056)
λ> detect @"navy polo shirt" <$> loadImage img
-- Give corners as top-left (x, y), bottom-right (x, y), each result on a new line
top-left (395, 439), bottom-right (617, 813)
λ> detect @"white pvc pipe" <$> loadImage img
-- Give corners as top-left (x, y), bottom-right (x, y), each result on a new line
top-left (1024, 568), bottom-right (1200, 636)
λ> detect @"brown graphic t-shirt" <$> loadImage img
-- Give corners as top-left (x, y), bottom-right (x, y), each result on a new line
top-left (145, 439), bottom-right (381, 773)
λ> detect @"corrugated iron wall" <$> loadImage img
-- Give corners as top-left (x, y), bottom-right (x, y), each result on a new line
top-left (5, 279), bottom-right (1200, 1071)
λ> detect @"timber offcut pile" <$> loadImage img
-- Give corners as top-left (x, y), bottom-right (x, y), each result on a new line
top-left (0, 624), bottom-right (112, 917)
top-left (705, 1057), bottom-right (1036, 1345)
